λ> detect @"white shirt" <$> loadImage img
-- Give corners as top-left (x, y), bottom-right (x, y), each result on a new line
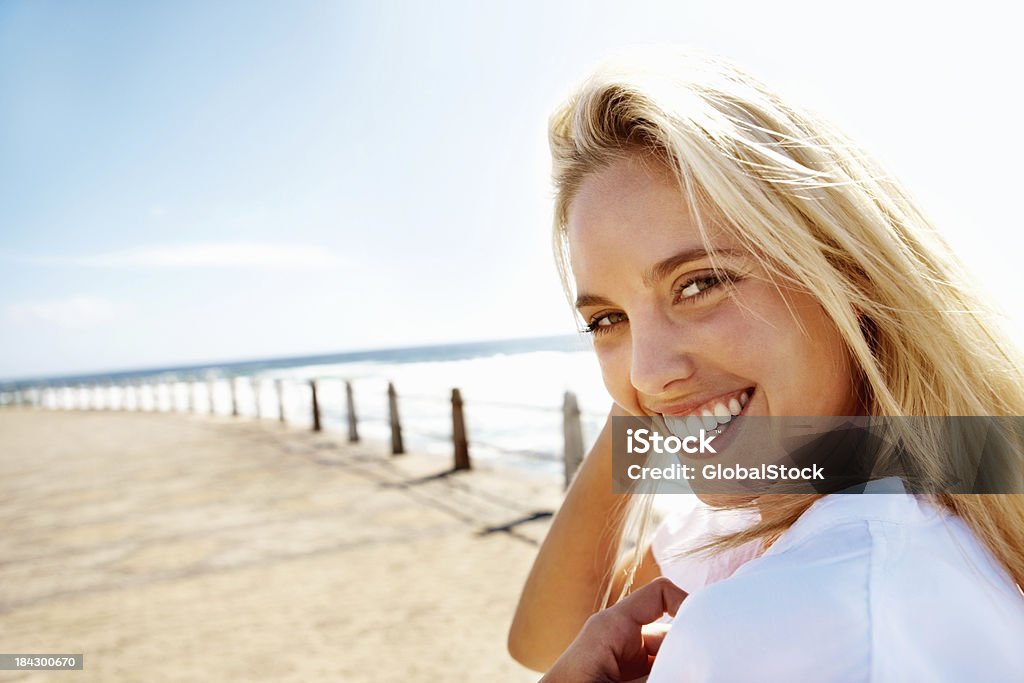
top-left (652, 498), bottom-right (762, 594)
top-left (648, 480), bottom-right (1024, 682)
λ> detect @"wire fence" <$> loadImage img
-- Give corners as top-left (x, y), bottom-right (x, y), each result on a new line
top-left (0, 373), bottom-right (608, 488)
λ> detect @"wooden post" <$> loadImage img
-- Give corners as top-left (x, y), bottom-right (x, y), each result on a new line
top-left (230, 378), bottom-right (239, 417)
top-left (207, 381), bottom-right (216, 415)
top-left (563, 391), bottom-right (585, 489)
top-left (452, 388), bottom-right (470, 471)
top-left (388, 382), bottom-right (404, 455)
top-left (275, 379), bottom-right (285, 423)
top-left (310, 379), bottom-right (322, 432)
top-left (345, 380), bottom-right (359, 442)
top-left (187, 380), bottom-right (195, 413)
top-left (252, 378), bottom-right (261, 419)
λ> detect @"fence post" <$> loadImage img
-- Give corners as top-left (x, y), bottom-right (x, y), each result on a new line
top-left (252, 378), bottom-right (261, 420)
top-left (310, 379), bottom-right (321, 432)
top-left (230, 378), bottom-right (239, 417)
top-left (275, 379), bottom-right (285, 423)
top-left (345, 380), bottom-right (359, 442)
top-left (563, 391), bottom-right (585, 489)
top-left (388, 382), bottom-right (404, 455)
top-left (452, 388), bottom-right (471, 471)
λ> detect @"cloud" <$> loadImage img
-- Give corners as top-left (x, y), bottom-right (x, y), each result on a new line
top-left (7, 295), bottom-right (121, 329)
top-left (10, 242), bottom-right (343, 269)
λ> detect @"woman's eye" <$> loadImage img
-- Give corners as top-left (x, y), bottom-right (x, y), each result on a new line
top-left (581, 311), bottom-right (627, 335)
top-left (581, 272), bottom-right (734, 337)
top-left (676, 272), bottom-right (730, 300)
top-left (596, 312), bottom-right (627, 327)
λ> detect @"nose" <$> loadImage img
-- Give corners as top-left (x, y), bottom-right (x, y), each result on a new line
top-left (629, 308), bottom-right (697, 398)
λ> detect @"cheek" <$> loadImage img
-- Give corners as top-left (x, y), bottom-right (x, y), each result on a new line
top-left (595, 342), bottom-right (643, 414)
top-left (758, 302), bottom-right (858, 414)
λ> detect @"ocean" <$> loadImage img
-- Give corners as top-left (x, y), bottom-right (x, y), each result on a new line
top-left (2, 335), bottom-right (613, 477)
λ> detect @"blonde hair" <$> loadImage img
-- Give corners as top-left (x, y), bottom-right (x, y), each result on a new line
top-left (549, 47), bottom-right (1024, 597)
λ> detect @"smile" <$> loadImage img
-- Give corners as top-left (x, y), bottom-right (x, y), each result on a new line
top-left (659, 387), bottom-right (752, 442)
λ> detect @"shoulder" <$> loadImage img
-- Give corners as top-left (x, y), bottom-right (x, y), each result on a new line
top-left (648, 493), bottom-right (1024, 682)
top-left (649, 519), bottom-right (874, 683)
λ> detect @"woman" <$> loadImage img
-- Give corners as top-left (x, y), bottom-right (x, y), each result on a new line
top-left (511, 47), bottom-right (1024, 680)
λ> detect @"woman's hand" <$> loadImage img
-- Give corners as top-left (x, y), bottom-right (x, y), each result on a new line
top-left (539, 577), bottom-right (686, 683)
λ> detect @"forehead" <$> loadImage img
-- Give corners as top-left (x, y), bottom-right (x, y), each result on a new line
top-left (566, 156), bottom-right (737, 287)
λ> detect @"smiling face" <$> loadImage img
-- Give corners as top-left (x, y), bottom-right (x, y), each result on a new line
top-left (566, 154), bottom-right (861, 425)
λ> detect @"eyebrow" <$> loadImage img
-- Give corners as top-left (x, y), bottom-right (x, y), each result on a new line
top-left (574, 246), bottom-right (744, 311)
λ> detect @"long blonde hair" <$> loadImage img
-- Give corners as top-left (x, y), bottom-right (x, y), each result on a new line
top-left (549, 47), bottom-right (1024, 595)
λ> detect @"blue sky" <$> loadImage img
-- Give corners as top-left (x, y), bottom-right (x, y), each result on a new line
top-left (2, 0), bottom-right (1022, 380)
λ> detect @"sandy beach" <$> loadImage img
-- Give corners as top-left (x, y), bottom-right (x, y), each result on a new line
top-left (0, 409), bottom-right (562, 682)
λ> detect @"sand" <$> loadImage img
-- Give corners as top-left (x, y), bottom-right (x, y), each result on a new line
top-left (0, 409), bottom-right (562, 682)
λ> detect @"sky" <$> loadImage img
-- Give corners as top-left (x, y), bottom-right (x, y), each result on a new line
top-left (1, 0), bottom-right (1022, 380)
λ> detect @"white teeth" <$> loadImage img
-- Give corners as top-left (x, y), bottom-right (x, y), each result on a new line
top-left (662, 390), bottom-right (752, 443)
top-left (663, 415), bottom-right (685, 438)
top-left (685, 416), bottom-right (704, 436)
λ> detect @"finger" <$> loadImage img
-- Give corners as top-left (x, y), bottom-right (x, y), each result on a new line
top-left (641, 623), bottom-right (671, 657)
top-left (616, 577), bottom-right (687, 626)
